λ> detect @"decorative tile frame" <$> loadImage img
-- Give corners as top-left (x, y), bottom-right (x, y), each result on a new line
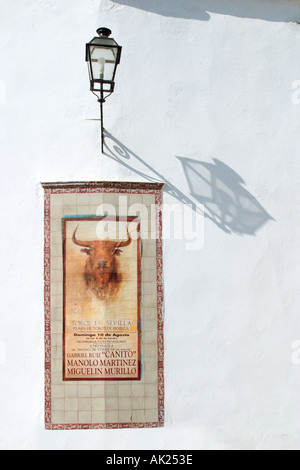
top-left (42, 181), bottom-right (164, 429)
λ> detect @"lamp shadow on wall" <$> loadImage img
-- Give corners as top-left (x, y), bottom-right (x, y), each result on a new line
top-left (111, 0), bottom-right (299, 23)
top-left (177, 157), bottom-right (274, 235)
top-left (103, 131), bottom-right (274, 236)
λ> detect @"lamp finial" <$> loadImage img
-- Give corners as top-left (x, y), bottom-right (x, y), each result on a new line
top-left (97, 27), bottom-right (112, 37)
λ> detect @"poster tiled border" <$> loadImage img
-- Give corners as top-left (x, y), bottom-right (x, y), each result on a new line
top-left (42, 181), bottom-right (164, 430)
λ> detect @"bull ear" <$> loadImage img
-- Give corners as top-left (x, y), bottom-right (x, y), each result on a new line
top-left (80, 248), bottom-right (90, 255)
top-left (113, 248), bottom-right (123, 256)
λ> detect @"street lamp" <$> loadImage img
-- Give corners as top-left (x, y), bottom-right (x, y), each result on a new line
top-left (86, 27), bottom-right (122, 152)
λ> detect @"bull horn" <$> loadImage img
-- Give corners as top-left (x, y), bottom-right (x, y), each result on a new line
top-left (116, 225), bottom-right (132, 248)
top-left (72, 225), bottom-right (91, 248)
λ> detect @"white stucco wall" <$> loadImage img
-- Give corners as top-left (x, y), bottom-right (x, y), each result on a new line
top-left (1, 0), bottom-right (300, 450)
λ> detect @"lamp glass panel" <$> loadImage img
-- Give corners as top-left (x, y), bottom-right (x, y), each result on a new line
top-left (90, 46), bottom-right (117, 82)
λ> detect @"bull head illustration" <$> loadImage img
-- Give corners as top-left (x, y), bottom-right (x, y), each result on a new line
top-left (72, 224), bottom-right (132, 301)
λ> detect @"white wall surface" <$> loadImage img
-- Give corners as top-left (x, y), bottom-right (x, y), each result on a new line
top-left (1, 0), bottom-right (300, 450)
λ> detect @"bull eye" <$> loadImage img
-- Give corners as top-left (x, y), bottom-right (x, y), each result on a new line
top-left (113, 248), bottom-right (123, 257)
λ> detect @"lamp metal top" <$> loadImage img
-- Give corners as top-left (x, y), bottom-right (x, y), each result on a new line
top-left (96, 27), bottom-right (112, 37)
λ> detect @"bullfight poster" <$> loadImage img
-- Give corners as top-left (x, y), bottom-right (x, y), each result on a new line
top-left (42, 181), bottom-right (164, 429)
top-left (63, 216), bottom-right (141, 381)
